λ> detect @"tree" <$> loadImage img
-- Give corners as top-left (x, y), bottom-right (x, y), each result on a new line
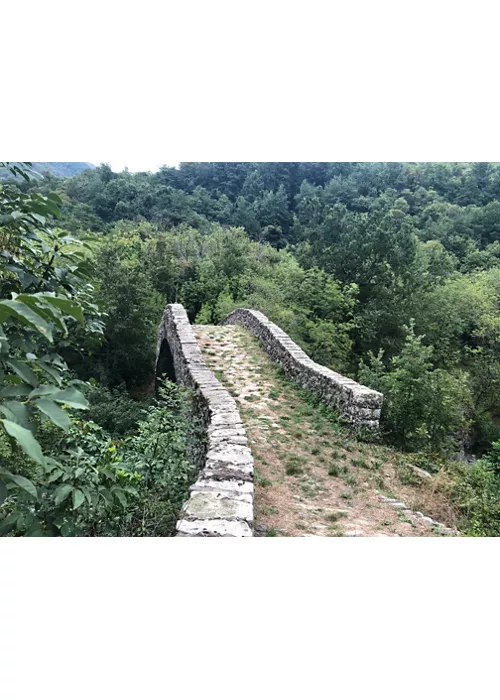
top-left (254, 185), bottom-right (293, 246)
top-left (90, 235), bottom-right (163, 389)
top-left (359, 322), bottom-right (470, 452)
top-left (0, 163), bottom-right (135, 535)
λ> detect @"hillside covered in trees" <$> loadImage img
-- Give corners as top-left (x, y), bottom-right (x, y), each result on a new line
top-left (2, 161), bottom-right (500, 536)
top-left (0, 162), bottom-right (95, 179)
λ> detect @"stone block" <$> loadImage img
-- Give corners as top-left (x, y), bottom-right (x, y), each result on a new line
top-left (176, 519), bottom-right (253, 537)
top-left (183, 491), bottom-right (253, 522)
top-left (190, 478), bottom-right (254, 499)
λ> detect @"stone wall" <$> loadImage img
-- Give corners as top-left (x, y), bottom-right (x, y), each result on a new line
top-left (156, 304), bottom-right (254, 537)
top-left (222, 309), bottom-right (383, 429)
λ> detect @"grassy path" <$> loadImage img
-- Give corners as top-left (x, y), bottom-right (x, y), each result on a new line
top-left (194, 324), bottom-right (459, 537)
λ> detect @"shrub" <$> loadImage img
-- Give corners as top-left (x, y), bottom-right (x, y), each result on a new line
top-left (0, 380), bottom-right (200, 537)
top-left (454, 442), bottom-right (500, 536)
top-left (359, 321), bottom-right (471, 453)
top-left (85, 383), bottom-right (147, 436)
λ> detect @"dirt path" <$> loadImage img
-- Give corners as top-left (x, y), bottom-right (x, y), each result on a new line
top-left (194, 324), bottom-right (459, 537)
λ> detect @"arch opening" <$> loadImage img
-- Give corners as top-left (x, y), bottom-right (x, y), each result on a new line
top-left (156, 338), bottom-right (176, 388)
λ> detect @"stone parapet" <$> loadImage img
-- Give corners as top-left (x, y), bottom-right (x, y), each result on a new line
top-left (157, 304), bottom-right (254, 537)
top-left (222, 308), bottom-right (383, 429)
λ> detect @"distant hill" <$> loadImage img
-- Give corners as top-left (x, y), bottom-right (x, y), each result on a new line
top-left (31, 162), bottom-right (96, 177)
top-left (0, 162), bottom-right (96, 180)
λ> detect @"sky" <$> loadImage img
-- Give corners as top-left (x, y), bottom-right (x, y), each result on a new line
top-left (5, 1), bottom-right (500, 167)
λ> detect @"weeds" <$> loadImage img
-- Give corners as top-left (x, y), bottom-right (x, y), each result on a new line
top-left (326, 511), bottom-right (348, 522)
top-left (286, 462), bottom-right (303, 476)
top-left (351, 457), bottom-right (369, 469)
top-left (345, 473), bottom-right (358, 488)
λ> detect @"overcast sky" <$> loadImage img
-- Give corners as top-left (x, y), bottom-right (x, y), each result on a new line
top-left (5, 1), bottom-right (500, 168)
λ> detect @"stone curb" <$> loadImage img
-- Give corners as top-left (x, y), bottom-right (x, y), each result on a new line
top-left (222, 308), bottom-right (383, 429)
top-left (156, 304), bottom-right (254, 537)
top-left (377, 492), bottom-right (459, 536)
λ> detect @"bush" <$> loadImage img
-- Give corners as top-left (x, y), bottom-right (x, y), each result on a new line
top-left (101, 380), bottom-right (203, 536)
top-left (0, 380), bottom-right (201, 537)
top-left (453, 443), bottom-right (500, 536)
top-left (359, 321), bottom-right (471, 453)
top-left (0, 418), bottom-right (139, 537)
top-left (85, 383), bottom-right (147, 436)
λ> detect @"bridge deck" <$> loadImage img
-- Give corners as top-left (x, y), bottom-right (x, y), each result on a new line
top-left (193, 324), bottom-right (457, 537)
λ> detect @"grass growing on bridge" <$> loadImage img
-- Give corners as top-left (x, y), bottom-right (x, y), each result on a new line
top-left (194, 324), bottom-right (459, 537)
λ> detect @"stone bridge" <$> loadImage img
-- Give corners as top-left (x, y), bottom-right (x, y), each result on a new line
top-left (156, 305), bottom-right (383, 537)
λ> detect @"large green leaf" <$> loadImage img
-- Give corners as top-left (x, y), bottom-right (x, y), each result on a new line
top-left (36, 360), bottom-right (62, 385)
top-left (47, 468), bottom-right (64, 483)
top-left (7, 359), bottom-right (38, 387)
top-left (1, 419), bottom-right (44, 464)
top-left (0, 401), bottom-right (33, 430)
top-left (7, 473), bottom-right (38, 499)
top-left (0, 300), bottom-right (53, 341)
top-left (0, 383), bottom-right (32, 398)
top-left (0, 405), bottom-right (16, 422)
top-left (43, 457), bottom-right (63, 472)
top-left (72, 489), bottom-right (85, 510)
top-left (29, 384), bottom-right (59, 399)
top-left (16, 295), bottom-right (67, 335)
top-left (51, 387), bottom-right (88, 410)
top-left (54, 483), bottom-right (73, 506)
top-left (98, 487), bottom-right (113, 505)
top-left (38, 295), bottom-right (85, 324)
top-left (112, 488), bottom-right (127, 509)
top-left (81, 485), bottom-right (92, 505)
top-left (34, 398), bottom-right (71, 431)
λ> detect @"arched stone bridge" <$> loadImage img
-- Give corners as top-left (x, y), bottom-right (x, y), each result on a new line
top-left (156, 305), bottom-right (383, 537)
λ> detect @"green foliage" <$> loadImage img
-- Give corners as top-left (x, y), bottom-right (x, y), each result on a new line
top-left (90, 380), bottom-right (200, 537)
top-left (86, 227), bottom-right (164, 389)
top-left (0, 165), bottom-right (198, 537)
top-left (454, 443), bottom-right (500, 536)
top-left (360, 322), bottom-right (471, 452)
top-left (0, 162), bottom-right (102, 482)
top-left (0, 417), bottom-right (138, 536)
top-left (85, 383), bottom-right (147, 436)
top-left (0, 380), bottom-right (199, 536)
top-left (413, 268), bottom-right (500, 450)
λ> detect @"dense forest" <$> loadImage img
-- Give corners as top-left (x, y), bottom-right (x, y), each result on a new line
top-left (2, 161), bottom-right (500, 536)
